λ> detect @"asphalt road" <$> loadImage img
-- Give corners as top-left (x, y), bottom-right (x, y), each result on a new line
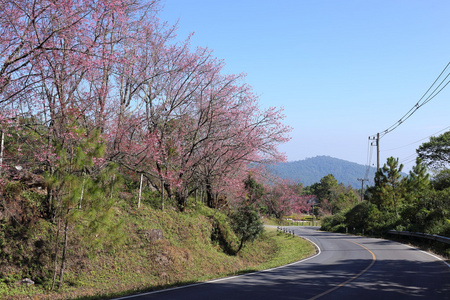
top-left (114, 226), bottom-right (450, 300)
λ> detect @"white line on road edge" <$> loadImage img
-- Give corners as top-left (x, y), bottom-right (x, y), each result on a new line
top-left (402, 244), bottom-right (450, 268)
top-left (111, 228), bottom-right (322, 300)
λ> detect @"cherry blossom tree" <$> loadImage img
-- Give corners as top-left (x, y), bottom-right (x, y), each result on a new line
top-left (0, 0), bottom-right (292, 216)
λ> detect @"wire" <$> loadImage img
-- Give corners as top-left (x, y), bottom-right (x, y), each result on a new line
top-left (362, 136), bottom-right (376, 186)
top-left (364, 137), bottom-right (373, 180)
top-left (381, 125), bottom-right (450, 152)
top-left (401, 152), bottom-right (417, 162)
top-left (366, 63), bottom-right (450, 181)
top-left (369, 62), bottom-right (450, 140)
top-left (417, 62), bottom-right (450, 105)
top-left (400, 155), bottom-right (418, 167)
top-left (422, 72), bottom-right (450, 105)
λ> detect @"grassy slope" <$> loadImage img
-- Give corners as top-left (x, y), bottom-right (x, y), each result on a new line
top-left (1, 203), bottom-right (316, 300)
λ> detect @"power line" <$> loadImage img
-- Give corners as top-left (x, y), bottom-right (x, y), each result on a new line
top-left (367, 62), bottom-right (450, 171)
top-left (401, 157), bottom-right (418, 166)
top-left (398, 126), bottom-right (450, 167)
top-left (370, 62), bottom-right (450, 140)
top-left (365, 137), bottom-right (374, 173)
top-left (381, 125), bottom-right (450, 152)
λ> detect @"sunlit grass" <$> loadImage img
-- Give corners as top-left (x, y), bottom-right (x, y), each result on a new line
top-left (1, 205), bottom-right (316, 300)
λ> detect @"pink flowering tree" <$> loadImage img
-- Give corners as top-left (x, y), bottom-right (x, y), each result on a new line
top-left (0, 0), bottom-right (292, 215)
top-left (0, 0), bottom-right (165, 289)
top-left (257, 173), bottom-right (310, 219)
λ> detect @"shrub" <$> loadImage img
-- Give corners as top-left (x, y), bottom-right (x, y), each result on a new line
top-left (345, 201), bottom-right (380, 233)
top-left (210, 212), bottom-right (239, 255)
top-left (320, 213), bottom-right (346, 231)
top-left (230, 206), bottom-right (264, 254)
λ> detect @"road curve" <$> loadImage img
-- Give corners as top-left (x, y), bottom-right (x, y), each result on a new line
top-left (114, 226), bottom-right (450, 300)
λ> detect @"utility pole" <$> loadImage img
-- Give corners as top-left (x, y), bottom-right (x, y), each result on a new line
top-left (376, 132), bottom-right (380, 170)
top-left (357, 178), bottom-right (368, 202)
top-left (369, 133), bottom-right (380, 170)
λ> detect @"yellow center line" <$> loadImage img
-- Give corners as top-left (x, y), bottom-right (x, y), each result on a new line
top-left (308, 239), bottom-right (377, 300)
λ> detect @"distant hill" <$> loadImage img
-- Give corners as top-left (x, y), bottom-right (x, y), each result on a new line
top-left (269, 156), bottom-right (377, 189)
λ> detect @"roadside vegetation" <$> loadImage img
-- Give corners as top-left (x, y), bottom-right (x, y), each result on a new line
top-left (0, 0), bottom-right (319, 298)
top-left (320, 131), bottom-right (450, 258)
top-left (2, 1), bottom-right (448, 298)
top-left (0, 198), bottom-right (315, 300)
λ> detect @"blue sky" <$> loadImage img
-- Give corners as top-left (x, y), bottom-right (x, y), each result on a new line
top-left (159, 0), bottom-right (450, 173)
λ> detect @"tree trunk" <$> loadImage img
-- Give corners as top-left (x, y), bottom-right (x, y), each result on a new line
top-left (164, 182), bottom-right (172, 199)
top-left (138, 173), bottom-right (143, 208)
top-left (79, 174), bottom-right (86, 209)
top-left (236, 239), bottom-right (244, 254)
top-left (161, 178), bottom-right (164, 210)
top-left (205, 180), bottom-right (215, 208)
top-left (51, 218), bottom-right (61, 290)
top-left (0, 130), bottom-right (4, 176)
top-left (175, 190), bottom-right (187, 212)
top-left (206, 189), bottom-right (215, 208)
top-left (58, 219), bottom-right (69, 289)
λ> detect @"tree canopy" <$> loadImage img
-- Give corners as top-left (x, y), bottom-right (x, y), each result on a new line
top-left (417, 131), bottom-right (450, 170)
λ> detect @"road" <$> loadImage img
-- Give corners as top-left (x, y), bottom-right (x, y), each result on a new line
top-left (114, 226), bottom-right (450, 300)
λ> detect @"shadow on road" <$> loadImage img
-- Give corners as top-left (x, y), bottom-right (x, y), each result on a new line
top-left (109, 256), bottom-right (449, 300)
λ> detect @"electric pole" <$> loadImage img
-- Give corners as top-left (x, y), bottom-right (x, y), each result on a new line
top-left (357, 178), bottom-right (368, 202)
top-left (376, 132), bottom-right (380, 170)
top-left (369, 133), bottom-right (380, 170)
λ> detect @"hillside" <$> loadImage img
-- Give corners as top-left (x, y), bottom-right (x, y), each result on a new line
top-left (270, 156), bottom-right (377, 188)
top-left (0, 190), bottom-right (315, 299)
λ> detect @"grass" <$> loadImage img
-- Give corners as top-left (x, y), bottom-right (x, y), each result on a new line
top-left (263, 215), bottom-right (321, 227)
top-left (0, 204), bottom-right (316, 300)
top-left (255, 227), bottom-right (316, 270)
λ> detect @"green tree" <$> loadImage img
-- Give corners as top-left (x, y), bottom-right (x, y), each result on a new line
top-left (308, 174), bottom-right (357, 215)
top-left (46, 123), bottom-right (120, 289)
top-left (417, 131), bottom-right (450, 170)
top-left (369, 157), bottom-right (405, 217)
top-left (431, 169), bottom-right (450, 191)
top-left (243, 173), bottom-right (265, 205)
top-left (311, 174), bottom-right (339, 201)
top-left (333, 187), bottom-right (359, 214)
top-left (230, 205), bottom-right (264, 254)
top-left (405, 158), bottom-right (430, 200)
top-left (345, 201), bottom-right (381, 233)
top-left (401, 189), bottom-right (450, 235)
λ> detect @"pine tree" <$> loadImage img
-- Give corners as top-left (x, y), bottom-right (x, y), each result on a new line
top-left (406, 158), bottom-right (430, 200)
top-left (370, 157), bottom-right (405, 217)
top-left (46, 122), bottom-right (120, 289)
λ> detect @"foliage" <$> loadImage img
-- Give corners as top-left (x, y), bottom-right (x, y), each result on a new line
top-left (405, 158), bottom-right (430, 199)
top-left (243, 173), bottom-right (265, 205)
top-left (313, 174), bottom-right (338, 201)
top-left (210, 211), bottom-right (240, 255)
top-left (230, 205), bottom-right (264, 254)
top-left (260, 180), bottom-right (309, 219)
top-left (400, 189), bottom-right (450, 235)
top-left (320, 213), bottom-right (347, 233)
top-left (368, 157), bottom-right (405, 217)
top-left (0, 0), bottom-right (299, 295)
top-left (0, 0), bottom-right (290, 215)
top-left (0, 201), bottom-right (314, 299)
top-left (417, 131), bottom-right (450, 170)
top-left (304, 174), bottom-right (358, 216)
top-left (321, 154), bottom-right (450, 239)
top-left (431, 169), bottom-right (450, 191)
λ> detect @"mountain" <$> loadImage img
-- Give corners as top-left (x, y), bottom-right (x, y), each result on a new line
top-left (269, 156), bottom-right (377, 189)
